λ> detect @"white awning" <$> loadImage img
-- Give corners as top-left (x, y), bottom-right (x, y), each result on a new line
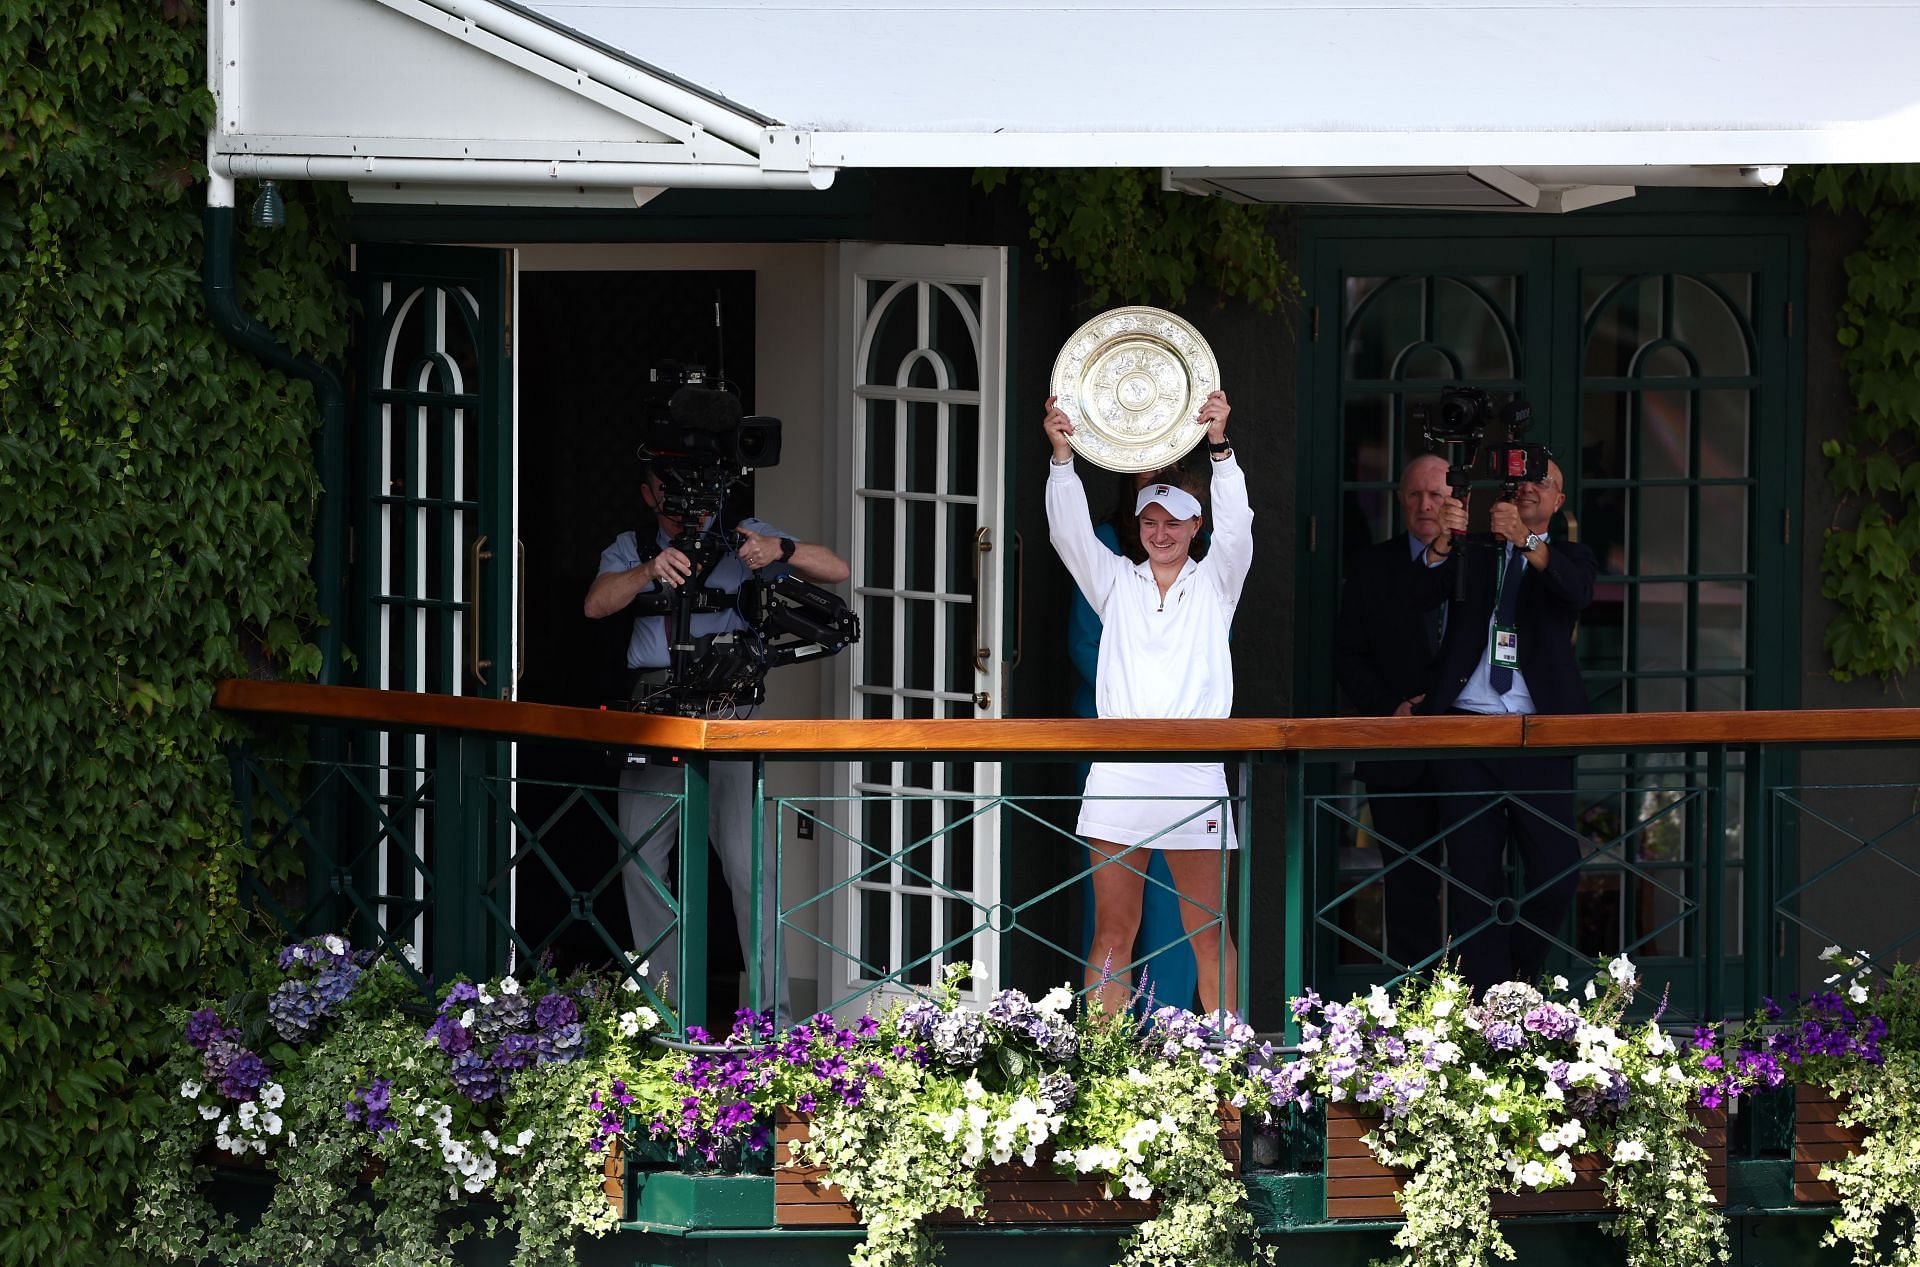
top-left (525, 0), bottom-right (1920, 169)
top-left (208, 0), bottom-right (836, 196)
top-left (211, 0), bottom-right (1920, 206)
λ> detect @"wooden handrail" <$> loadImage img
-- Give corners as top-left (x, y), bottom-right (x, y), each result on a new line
top-left (213, 680), bottom-right (1920, 755)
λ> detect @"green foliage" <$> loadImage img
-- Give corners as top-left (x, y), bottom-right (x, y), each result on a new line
top-left (130, 947), bottom-right (661, 1266)
top-left (1787, 167), bottom-right (1920, 683)
top-left (976, 168), bottom-right (1301, 313)
top-left (0, 4), bottom-right (352, 1263)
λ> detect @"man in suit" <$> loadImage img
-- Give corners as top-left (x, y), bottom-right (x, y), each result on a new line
top-left (1415, 458), bottom-right (1595, 994)
top-left (1333, 454), bottom-right (1450, 971)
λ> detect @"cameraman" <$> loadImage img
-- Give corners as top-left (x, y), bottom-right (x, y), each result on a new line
top-left (584, 459), bottom-right (850, 1024)
top-left (1413, 458), bottom-right (1595, 995)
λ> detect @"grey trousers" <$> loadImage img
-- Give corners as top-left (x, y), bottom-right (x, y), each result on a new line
top-left (617, 758), bottom-right (791, 1025)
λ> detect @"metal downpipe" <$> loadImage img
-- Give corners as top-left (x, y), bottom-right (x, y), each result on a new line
top-left (201, 198), bottom-right (349, 686)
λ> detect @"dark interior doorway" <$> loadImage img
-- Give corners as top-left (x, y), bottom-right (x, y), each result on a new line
top-left (514, 270), bottom-right (757, 1008)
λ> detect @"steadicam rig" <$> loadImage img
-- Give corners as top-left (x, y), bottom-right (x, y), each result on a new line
top-left (622, 365), bottom-right (859, 718)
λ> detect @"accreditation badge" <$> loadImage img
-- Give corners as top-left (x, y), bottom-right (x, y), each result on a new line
top-left (1492, 625), bottom-right (1520, 669)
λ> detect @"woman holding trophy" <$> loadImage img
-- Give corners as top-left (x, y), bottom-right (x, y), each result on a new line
top-left (1043, 379), bottom-right (1252, 1019)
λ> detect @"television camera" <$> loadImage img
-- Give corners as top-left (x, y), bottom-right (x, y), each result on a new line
top-left (621, 365), bottom-right (858, 718)
top-left (1411, 386), bottom-right (1551, 598)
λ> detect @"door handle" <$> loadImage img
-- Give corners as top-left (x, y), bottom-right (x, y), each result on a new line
top-left (469, 534), bottom-right (494, 685)
top-left (1008, 531), bottom-right (1024, 671)
top-left (970, 526), bottom-right (993, 674)
top-left (514, 537), bottom-right (526, 689)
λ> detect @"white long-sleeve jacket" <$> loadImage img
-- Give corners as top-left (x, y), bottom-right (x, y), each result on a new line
top-left (1044, 453), bottom-right (1253, 721)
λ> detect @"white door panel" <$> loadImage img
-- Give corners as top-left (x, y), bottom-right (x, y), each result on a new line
top-left (830, 243), bottom-right (1007, 1012)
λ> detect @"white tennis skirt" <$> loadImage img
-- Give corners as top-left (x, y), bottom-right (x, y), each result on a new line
top-left (1077, 761), bottom-right (1239, 850)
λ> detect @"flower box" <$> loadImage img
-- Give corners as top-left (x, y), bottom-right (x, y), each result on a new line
top-left (1323, 1100), bottom-right (1727, 1221)
top-left (1793, 1085), bottom-right (1866, 1205)
top-left (772, 1105), bottom-right (1241, 1227)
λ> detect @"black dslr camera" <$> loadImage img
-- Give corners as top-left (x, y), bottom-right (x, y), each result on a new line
top-left (1411, 387), bottom-right (1550, 595)
top-left (619, 366), bottom-right (857, 719)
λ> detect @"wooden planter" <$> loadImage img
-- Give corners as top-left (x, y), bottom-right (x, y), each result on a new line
top-left (1794, 1085), bottom-right (1866, 1205)
top-left (773, 1105), bottom-right (1241, 1227)
top-left (1325, 1100), bottom-right (1727, 1221)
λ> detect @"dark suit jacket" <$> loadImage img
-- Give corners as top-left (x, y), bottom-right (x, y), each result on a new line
top-left (1413, 538), bottom-right (1597, 717)
top-left (1334, 535), bottom-right (1445, 788)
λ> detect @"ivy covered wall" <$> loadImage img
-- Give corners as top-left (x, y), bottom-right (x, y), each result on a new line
top-left (0, 4), bottom-right (351, 1263)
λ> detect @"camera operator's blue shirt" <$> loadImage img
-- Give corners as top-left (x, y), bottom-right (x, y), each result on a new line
top-left (597, 516), bottom-right (788, 669)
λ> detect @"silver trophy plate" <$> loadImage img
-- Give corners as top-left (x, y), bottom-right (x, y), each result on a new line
top-left (1049, 306), bottom-right (1219, 473)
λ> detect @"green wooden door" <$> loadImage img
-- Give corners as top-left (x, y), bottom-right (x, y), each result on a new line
top-left (1299, 221), bottom-right (1801, 1017)
top-left (351, 244), bottom-right (515, 979)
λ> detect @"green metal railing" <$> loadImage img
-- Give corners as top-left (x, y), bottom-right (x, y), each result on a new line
top-left (217, 683), bottom-right (1920, 1046)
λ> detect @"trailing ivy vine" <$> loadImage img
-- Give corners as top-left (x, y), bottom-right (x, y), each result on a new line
top-left (976, 168), bottom-right (1301, 313)
top-left (0, 4), bottom-right (352, 1264)
top-left (1788, 165), bottom-right (1920, 684)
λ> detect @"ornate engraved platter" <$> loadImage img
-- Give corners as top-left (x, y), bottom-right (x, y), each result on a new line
top-left (1049, 306), bottom-right (1219, 473)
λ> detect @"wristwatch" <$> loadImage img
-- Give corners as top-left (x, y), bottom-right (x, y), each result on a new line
top-left (1519, 532), bottom-right (1544, 553)
top-left (778, 535), bottom-right (797, 563)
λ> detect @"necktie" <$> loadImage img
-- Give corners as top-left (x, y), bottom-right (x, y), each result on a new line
top-left (1489, 545), bottom-right (1526, 694)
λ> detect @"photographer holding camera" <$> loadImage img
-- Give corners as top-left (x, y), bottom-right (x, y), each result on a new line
top-left (584, 396), bottom-right (850, 1026)
top-left (1409, 396), bottom-right (1595, 995)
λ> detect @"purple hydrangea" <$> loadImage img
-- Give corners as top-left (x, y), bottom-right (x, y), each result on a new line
top-left (490, 1032), bottom-right (540, 1071)
top-left (186, 1009), bottom-right (229, 1052)
top-left (451, 1049), bottom-right (502, 1102)
top-left (312, 963), bottom-right (361, 1007)
top-left (1523, 1004), bottom-right (1578, 1041)
top-left (267, 981), bottom-right (323, 1042)
top-left (534, 992), bottom-right (579, 1030)
top-left (1484, 1021), bottom-right (1526, 1052)
top-left (930, 1010), bottom-right (987, 1067)
top-left (472, 991), bottom-right (531, 1043)
top-left (536, 1021), bottom-right (586, 1064)
top-left (215, 1046), bottom-right (270, 1101)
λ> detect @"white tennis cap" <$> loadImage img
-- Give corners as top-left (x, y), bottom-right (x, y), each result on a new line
top-left (1134, 482), bottom-right (1202, 521)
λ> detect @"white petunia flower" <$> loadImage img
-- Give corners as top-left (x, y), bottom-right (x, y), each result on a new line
top-left (1552, 975), bottom-right (1569, 992)
top-left (1430, 997), bottom-right (1454, 1019)
top-left (180, 1080), bottom-right (202, 1099)
top-left (517, 1128), bottom-right (535, 1148)
top-left (1584, 978), bottom-right (1599, 1001)
top-left (262, 1113), bottom-right (283, 1136)
top-left (969, 959), bottom-right (988, 983)
top-left (1608, 954), bottom-right (1637, 985)
top-left (323, 934), bottom-right (346, 957)
top-left (1037, 986), bottom-right (1075, 1016)
top-left (198, 1104), bottom-right (221, 1121)
top-left (402, 943), bottom-right (423, 969)
top-left (1615, 1139), bottom-right (1646, 1163)
top-left (499, 975), bottom-right (520, 996)
top-left (1820, 944), bottom-right (1844, 962)
top-left (261, 1083), bottom-right (286, 1109)
top-left (1825, 973), bottom-right (1843, 985)
top-left (1849, 982), bottom-right (1870, 1004)
top-left (460, 1008), bottom-right (476, 1028)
